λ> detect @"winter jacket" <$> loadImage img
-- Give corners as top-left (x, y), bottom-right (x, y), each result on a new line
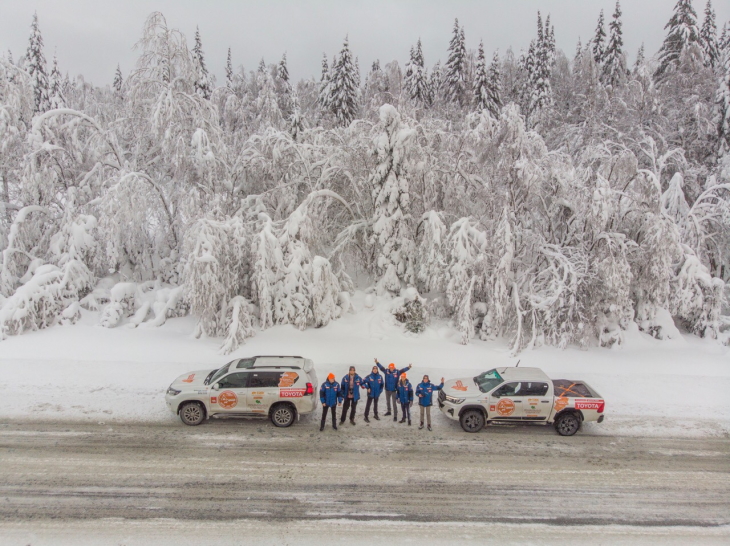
top-left (340, 374), bottom-right (364, 402)
top-left (396, 380), bottom-right (414, 405)
top-left (376, 362), bottom-right (410, 391)
top-left (416, 381), bottom-right (444, 407)
top-left (363, 372), bottom-right (384, 399)
top-left (320, 380), bottom-right (343, 407)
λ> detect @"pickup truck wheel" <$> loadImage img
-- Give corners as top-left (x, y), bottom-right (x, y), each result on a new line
top-left (271, 404), bottom-right (296, 428)
top-left (180, 402), bottom-right (205, 426)
top-left (460, 409), bottom-right (485, 433)
top-left (555, 412), bottom-right (581, 436)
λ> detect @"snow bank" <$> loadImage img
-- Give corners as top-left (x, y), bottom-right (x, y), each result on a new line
top-left (0, 291), bottom-right (727, 438)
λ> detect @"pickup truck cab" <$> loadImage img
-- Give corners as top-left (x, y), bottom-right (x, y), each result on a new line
top-left (438, 366), bottom-right (605, 436)
top-left (165, 355), bottom-right (318, 427)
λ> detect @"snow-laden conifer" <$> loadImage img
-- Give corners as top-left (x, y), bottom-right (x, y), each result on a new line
top-left (602, 2), bottom-right (626, 87)
top-left (370, 104), bottom-right (416, 295)
top-left (328, 37), bottom-right (359, 126)
top-left (655, 0), bottom-right (701, 81)
top-left (443, 19), bottom-right (467, 105)
top-left (26, 13), bottom-right (49, 114)
top-left (700, 0), bottom-right (720, 68)
top-left (192, 27), bottom-right (212, 99)
top-left (48, 54), bottom-right (65, 109)
top-left (592, 10), bottom-right (606, 64)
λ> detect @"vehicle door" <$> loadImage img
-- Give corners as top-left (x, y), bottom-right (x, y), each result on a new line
top-left (212, 372), bottom-right (250, 413)
top-left (247, 371), bottom-right (290, 415)
top-left (489, 382), bottom-right (528, 420)
top-left (520, 381), bottom-right (551, 420)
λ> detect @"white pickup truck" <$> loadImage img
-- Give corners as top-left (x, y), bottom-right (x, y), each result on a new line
top-left (437, 366), bottom-right (605, 436)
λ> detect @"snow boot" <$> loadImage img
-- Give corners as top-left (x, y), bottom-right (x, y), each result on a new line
top-left (408, 419), bottom-right (411, 426)
top-left (427, 425), bottom-right (432, 431)
top-left (399, 417), bottom-right (406, 423)
top-left (350, 419), bottom-right (356, 426)
top-left (374, 415), bottom-right (380, 421)
top-left (320, 424), bottom-right (324, 432)
top-left (333, 423), bottom-right (338, 431)
top-left (384, 412), bottom-right (392, 417)
top-left (364, 416), bottom-right (370, 423)
top-left (419, 423), bottom-right (424, 430)
top-left (393, 414), bottom-right (398, 422)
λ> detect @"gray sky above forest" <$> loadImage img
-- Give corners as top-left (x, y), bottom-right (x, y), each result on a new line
top-left (1, 0), bottom-right (728, 87)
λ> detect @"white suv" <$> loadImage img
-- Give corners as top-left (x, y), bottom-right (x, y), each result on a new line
top-left (165, 356), bottom-right (319, 427)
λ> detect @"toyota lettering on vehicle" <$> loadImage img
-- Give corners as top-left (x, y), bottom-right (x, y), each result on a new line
top-left (575, 399), bottom-right (606, 412)
top-left (280, 389), bottom-right (306, 398)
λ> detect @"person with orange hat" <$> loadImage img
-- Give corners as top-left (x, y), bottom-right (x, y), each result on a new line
top-left (375, 358), bottom-right (412, 421)
top-left (396, 372), bottom-right (414, 425)
top-left (416, 375), bottom-right (445, 431)
top-left (319, 373), bottom-right (342, 431)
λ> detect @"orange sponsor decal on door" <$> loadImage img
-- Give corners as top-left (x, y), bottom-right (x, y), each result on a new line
top-left (218, 390), bottom-right (238, 409)
top-left (554, 397), bottom-right (569, 412)
top-left (496, 398), bottom-right (515, 417)
top-left (278, 372), bottom-right (299, 387)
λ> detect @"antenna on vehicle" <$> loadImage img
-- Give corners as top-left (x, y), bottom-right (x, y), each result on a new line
top-left (515, 360), bottom-right (521, 367)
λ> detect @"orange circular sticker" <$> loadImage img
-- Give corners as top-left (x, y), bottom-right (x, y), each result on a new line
top-left (554, 397), bottom-right (569, 412)
top-left (496, 398), bottom-right (515, 417)
top-left (218, 390), bottom-right (238, 409)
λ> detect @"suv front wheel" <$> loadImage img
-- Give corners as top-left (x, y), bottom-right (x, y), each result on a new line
top-left (460, 409), bottom-right (485, 433)
top-left (270, 403), bottom-right (296, 427)
top-left (180, 401), bottom-right (206, 426)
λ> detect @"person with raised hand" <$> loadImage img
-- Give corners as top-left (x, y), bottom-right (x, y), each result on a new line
top-left (416, 375), bottom-right (444, 431)
top-left (375, 358), bottom-right (412, 421)
top-left (319, 373), bottom-right (343, 431)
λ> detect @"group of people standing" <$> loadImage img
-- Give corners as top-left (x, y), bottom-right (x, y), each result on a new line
top-left (319, 358), bottom-right (444, 431)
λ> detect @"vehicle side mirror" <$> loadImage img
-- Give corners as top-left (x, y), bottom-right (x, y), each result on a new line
top-left (212, 383), bottom-right (220, 391)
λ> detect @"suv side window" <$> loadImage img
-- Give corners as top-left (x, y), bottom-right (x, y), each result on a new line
top-left (218, 372), bottom-right (249, 389)
top-left (522, 382), bottom-right (549, 396)
top-left (249, 372), bottom-right (283, 389)
top-left (493, 382), bottom-right (522, 397)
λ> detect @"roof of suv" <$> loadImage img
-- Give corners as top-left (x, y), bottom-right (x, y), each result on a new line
top-left (495, 367), bottom-right (551, 382)
top-left (233, 356), bottom-right (313, 371)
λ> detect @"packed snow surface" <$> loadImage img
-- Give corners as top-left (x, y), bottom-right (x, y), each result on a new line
top-left (0, 292), bottom-right (727, 437)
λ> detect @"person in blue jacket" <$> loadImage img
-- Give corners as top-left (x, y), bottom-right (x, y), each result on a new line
top-left (340, 366), bottom-right (364, 425)
top-left (416, 375), bottom-right (444, 431)
top-left (396, 372), bottom-right (414, 426)
top-left (319, 373), bottom-right (343, 431)
top-left (362, 365), bottom-right (384, 423)
top-left (375, 358), bottom-right (412, 421)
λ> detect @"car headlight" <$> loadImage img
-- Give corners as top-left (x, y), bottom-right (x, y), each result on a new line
top-left (445, 395), bottom-right (465, 404)
top-left (166, 386), bottom-right (181, 396)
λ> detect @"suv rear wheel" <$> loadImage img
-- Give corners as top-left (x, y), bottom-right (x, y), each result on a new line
top-left (555, 411), bottom-right (581, 436)
top-left (460, 409), bottom-right (485, 433)
top-left (270, 403), bottom-right (296, 427)
top-left (180, 402), bottom-right (205, 426)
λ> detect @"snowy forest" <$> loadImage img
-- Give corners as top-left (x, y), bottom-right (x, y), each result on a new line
top-left (0, 0), bottom-right (729, 354)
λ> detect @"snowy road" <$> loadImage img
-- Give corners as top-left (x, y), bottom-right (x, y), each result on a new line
top-left (1, 418), bottom-right (728, 544)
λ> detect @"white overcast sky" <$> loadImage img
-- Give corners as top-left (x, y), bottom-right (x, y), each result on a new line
top-left (1, 0), bottom-right (728, 86)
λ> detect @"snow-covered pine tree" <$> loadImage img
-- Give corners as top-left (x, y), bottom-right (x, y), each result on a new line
top-left (328, 37), bottom-right (359, 126)
top-left (473, 41), bottom-right (489, 112)
top-left (429, 60), bottom-right (442, 105)
top-left (48, 54), bottom-right (65, 109)
top-left (278, 52), bottom-right (290, 87)
top-left (225, 47), bottom-right (233, 89)
top-left (545, 14), bottom-right (556, 67)
top-left (715, 43), bottom-right (730, 155)
top-left (192, 27), bottom-right (212, 99)
top-left (405, 39), bottom-right (430, 106)
top-left (592, 10), bottom-right (606, 64)
top-left (416, 210), bottom-right (447, 294)
top-left (404, 46), bottom-right (415, 96)
top-left (370, 104), bottom-right (416, 295)
top-left (113, 64), bottom-right (123, 97)
top-left (602, 1), bottom-right (626, 87)
top-left (654, 0), bottom-right (701, 81)
top-left (26, 12), bottom-right (49, 114)
top-left (700, 0), bottom-right (720, 68)
top-left (443, 19), bottom-right (467, 105)
top-left (527, 12), bottom-right (553, 124)
top-left (634, 43), bottom-right (646, 73)
top-left (486, 50), bottom-right (502, 118)
top-left (311, 256), bottom-right (342, 327)
top-left (318, 53), bottom-right (331, 111)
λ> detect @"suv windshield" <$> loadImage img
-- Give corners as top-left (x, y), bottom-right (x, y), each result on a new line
top-left (207, 363), bottom-right (231, 385)
top-left (474, 369), bottom-right (504, 393)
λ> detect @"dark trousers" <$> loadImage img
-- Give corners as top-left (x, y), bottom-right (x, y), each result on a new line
top-left (340, 398), bottom-right (357, 422)
top-left (321, 405), bottom-right (337, 428)
top-left (400, 402), bottom-right (411, 421)
top-left (364, 396), bottom-right (379, 418)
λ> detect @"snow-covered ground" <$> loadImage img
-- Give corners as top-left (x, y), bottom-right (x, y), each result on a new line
top-left (0, 292), bottom-right (728, 438)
